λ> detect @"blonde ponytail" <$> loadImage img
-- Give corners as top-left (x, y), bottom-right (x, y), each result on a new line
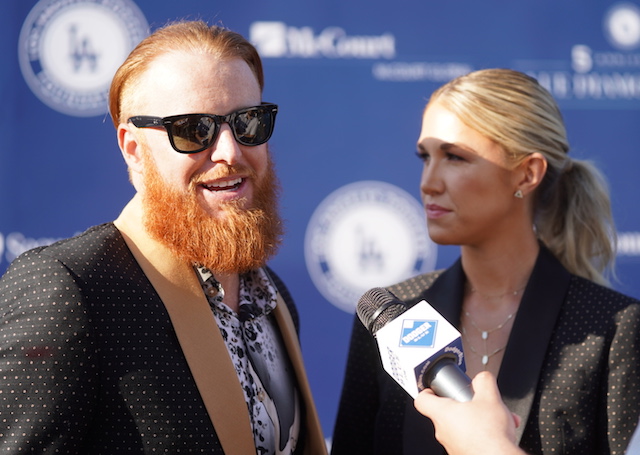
top-left (535, 158), bottom-right (616, 286)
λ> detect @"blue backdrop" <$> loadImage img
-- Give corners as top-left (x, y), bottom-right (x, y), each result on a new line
top-left (3, 0), bottom-right (640, 444)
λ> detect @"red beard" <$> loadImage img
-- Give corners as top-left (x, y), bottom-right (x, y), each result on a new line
top-left (140, 151), bottom-right (283, 274)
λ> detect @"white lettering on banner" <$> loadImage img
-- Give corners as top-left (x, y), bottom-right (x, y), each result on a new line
top-left (250, 22), bottom-right (396, 59)
top-left (618, 232), bottom-right (640, 256)
top-left (372, 62), bottom-right (473, 82)
top-left (574, 72), bottom-right (640, 98)
top-left (37, 71), bottom-right (109, 106)
top-left (527, 70), bottom-right (640, 100)
top-left (595, 52), bottom-right (640, 67)
top-left (516, 5), bottom-right (640, 107)
top-left (572, 44), bottom-right (640, 74)
top-left (572, 45), bottom-right (594, 73)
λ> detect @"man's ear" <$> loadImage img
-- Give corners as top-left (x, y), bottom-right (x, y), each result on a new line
top-left (118, 123), bottom-right (144, 174)
top-left (514, 152), bottom-right (547, 197)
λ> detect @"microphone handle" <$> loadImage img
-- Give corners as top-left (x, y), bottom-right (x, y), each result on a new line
top-left (422, 357), bottom-right (474, 402)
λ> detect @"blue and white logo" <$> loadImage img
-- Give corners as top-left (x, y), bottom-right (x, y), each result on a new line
top-left (604, 2), bottom-right (640, 50)
top-left (249, 21), bottom-right (396, 59)
top-left (305, 180), bottom-right (437, 313)
top-left (18, 0), bottom-right (148, 117)
top-left (400, 320), bottom-right (437, 348)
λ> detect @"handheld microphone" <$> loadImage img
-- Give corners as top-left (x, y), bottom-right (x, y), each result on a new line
top-left (357, 287), bottom-right (474, 402)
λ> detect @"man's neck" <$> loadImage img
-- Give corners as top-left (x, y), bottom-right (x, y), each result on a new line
top-left (215, 273), bottom-right (240, 313)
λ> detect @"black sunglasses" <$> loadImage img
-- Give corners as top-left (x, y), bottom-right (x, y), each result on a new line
top-left (128, 103), bottom-right (278, 154)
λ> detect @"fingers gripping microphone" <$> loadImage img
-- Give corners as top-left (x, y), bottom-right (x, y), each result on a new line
top-left (357, 287), bottom-right (474, 402)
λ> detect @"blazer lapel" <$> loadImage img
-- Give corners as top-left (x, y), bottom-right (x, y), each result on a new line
top-left (114, 196), bottom-right (255, 455)
top-left (421, 260), bottom-right (466, 326)
top-left (498, 246), bottom-right (570, 442)
top-left (272, 297), bottom-right (328, 455)
top-left (389, 258), bottom-right (465, 324)
top-left (400, 261), bottom-right (465, 455)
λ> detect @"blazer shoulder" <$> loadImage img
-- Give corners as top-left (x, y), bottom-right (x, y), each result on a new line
top-left (568, 274), bottom-right (640, 313)
top-left (386, 269), bottom-right (445, 304)
top-left (5, 223), bottom-right (130, 275)
top-left (0, 223), bottom-right (134, 306)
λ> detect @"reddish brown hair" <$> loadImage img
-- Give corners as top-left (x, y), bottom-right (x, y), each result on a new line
top-left (109, 21), bottom-right (264, 128)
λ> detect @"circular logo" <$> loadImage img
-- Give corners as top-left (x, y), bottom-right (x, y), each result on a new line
top-left (18, 0), bottom-right (149, 117)
top-left (603, 2), bottom-right (640, 50)
top-left (304, 181), bottom-right (437, 313)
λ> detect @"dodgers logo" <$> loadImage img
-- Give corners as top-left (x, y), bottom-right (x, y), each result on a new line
top-left (18, 0), bottom-right (149, 117)
top-left (304, 180), bottom-right (437, 313)
top-left (400, 320), bottom-right (437, 348)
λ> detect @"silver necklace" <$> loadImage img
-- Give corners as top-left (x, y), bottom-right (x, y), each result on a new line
top-left (462, 311), bottom-right (515, 369)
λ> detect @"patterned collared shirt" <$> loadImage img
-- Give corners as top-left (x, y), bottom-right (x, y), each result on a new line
top-left (195, 266), bottom-right (301, 455)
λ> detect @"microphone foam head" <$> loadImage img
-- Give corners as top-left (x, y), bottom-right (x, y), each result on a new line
top-left (356, 287), bottom-right (408, 334)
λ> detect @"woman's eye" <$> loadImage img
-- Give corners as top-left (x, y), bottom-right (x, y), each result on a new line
top-left (416, 151), bottom-right (430, 162)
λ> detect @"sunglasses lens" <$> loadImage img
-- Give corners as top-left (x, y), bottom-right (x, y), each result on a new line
top-left (233, 106), bottom-right (275, 146)
top-left (163, 105), bottom-right (276, 153)
top-left (169, 115), bottom-right (217, 153)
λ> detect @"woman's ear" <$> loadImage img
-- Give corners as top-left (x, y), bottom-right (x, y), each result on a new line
top-left (515, 152), bottom-right (547, 197)
top-left (118, 123), bottom-right (144, 175)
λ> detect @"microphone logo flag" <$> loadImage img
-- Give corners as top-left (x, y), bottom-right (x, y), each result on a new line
top-left (400, 320), bottom-right (437, 347)
top-left (376, 300), bottom-right (466, 398)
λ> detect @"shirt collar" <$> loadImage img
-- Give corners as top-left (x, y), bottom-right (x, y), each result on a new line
top-left (194, 266), bottom-right (278, 321)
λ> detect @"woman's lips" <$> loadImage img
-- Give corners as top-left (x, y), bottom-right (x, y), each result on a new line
top-left (425, 203), bottom-right (450, 219)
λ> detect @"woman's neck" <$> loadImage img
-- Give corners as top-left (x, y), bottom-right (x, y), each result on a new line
top-left (460, 234), bottom-right (539, 307)
top-left (459, 235), bottom-right (539, 376)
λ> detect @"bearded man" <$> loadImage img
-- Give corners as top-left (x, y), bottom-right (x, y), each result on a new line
top-left (0, 21), bottom-right (326, 455)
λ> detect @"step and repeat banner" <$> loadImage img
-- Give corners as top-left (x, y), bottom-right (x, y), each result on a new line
top-left (2, 0), bottom-right (640, 442)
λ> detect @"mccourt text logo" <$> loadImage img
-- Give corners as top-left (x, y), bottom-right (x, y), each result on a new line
top-left (249, 21), bottom-right (395, 59)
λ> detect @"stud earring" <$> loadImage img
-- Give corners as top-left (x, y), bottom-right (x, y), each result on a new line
top-left (514, 189), bottom-right (524, 199)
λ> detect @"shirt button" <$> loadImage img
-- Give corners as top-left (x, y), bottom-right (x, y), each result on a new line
top-left (206, 287), bottom-right (219, 297)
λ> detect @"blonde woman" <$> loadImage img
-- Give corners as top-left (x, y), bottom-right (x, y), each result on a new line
top-left (331, 69), bottom-right (640, 455)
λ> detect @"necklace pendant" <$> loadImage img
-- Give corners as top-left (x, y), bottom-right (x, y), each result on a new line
top-left (481, 331), bottom-right (488, 340)
top-left (482, 355), bottom-right (489, 365)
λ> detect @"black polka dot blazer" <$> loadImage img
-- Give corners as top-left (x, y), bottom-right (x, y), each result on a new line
top-left (331, 246), bottom-right (640, 455)
top-left (0, 223), bottom-right (306, 453)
